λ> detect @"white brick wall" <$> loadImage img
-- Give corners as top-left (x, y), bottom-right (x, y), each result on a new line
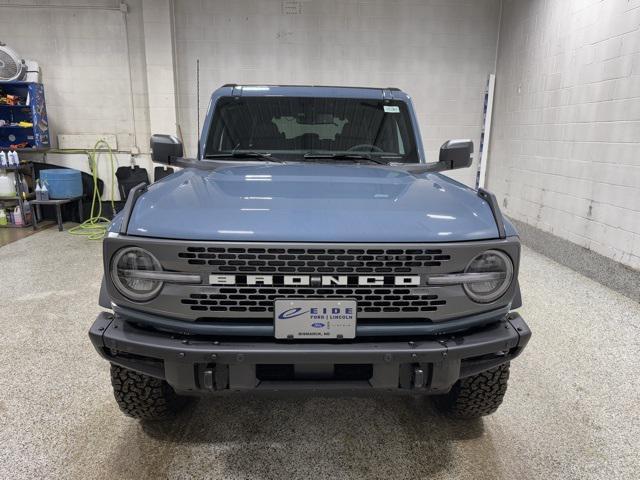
top-left (488, 0), bottom-right (640, 269)
top-left (0, 0), bottom-right (153, 199)
top-left (172, 0), bottom-right (501, 186)
top-left (0, 0), bottom-right (146, 151)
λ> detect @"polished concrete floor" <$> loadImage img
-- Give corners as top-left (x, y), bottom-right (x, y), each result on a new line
top-left (0, 227), bottom-right (638, 480)
top-left (0, 225), bottom-right (39, 247)
top-left (0, 221), bottom-right (54, 247)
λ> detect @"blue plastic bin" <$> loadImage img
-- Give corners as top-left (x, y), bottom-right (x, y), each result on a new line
top-left (40, 169), bottom-right (83, 199)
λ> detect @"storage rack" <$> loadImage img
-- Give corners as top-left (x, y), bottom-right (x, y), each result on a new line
top-left (0, 81), bottom-right (49, 228)
top-left (0, 161), bottom-right (36, 228)
top-left (0, 81), bottom-right (50, 150)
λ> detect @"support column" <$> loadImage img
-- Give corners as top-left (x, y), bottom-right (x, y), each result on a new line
top-left (142, 0), bottom-right (178, 138)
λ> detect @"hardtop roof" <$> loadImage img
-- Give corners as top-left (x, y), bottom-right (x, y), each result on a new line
top-left (212, 84), bottom-right (410, 100)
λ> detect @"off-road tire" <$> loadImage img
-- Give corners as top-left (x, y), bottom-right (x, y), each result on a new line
top-left (434, 362), bottom-right (510, 418)
top-left (110, 364), bottom-right (188, 420)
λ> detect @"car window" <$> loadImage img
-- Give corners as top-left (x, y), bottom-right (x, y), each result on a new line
top-left (205, 96), bottom-right (419, 163)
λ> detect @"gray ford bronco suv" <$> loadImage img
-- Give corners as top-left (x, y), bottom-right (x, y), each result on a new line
top-left (89, 85), bottom-right (531, 420)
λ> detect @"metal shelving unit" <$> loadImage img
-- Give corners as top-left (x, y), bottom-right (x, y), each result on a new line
top-left (1, 81), bottom-right (49, 228)
top-left (0, 82), bottom-right (50, 150)
top-left (0, 161), bottom-right (35, 228)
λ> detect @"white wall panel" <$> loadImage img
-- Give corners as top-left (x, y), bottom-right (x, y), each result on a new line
top-left (0, 0), bottom-right (152, 199)
top-left (488, 0), bottom-right (640, 269)
top-left (172, 0), bottom-right (502, 186)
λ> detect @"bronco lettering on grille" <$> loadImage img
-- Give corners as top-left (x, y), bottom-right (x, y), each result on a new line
top-left (209, 275), bottom-right (421, 286)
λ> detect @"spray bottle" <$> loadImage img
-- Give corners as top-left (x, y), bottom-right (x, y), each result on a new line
top-left (41, 180), bottom-right (49, 201)
top-left (22, 193), bottom-right (32, 224)
top-left (35, 180), bottom-right (42, 201)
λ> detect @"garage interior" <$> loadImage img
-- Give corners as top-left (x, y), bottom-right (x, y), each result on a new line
top-left (0, 0), bottom-right (639, 479)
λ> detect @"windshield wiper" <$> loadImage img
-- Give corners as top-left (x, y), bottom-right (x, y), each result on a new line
top-left (205, 152), bottom-right (283, 162)
top-left (303, 152), bottom-right (387, 165)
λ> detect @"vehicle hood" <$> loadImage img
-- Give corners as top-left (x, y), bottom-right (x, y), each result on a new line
top-left (125, 163), bottom-right (501, 242)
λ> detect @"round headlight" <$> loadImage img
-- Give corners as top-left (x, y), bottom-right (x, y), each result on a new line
top-left (111, 247), bottom-right (163, 301)
top-left (463, 250), bottom-right (513, 303)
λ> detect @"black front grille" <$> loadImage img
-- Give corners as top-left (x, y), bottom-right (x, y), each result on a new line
top-left (177, 246), bottom-right (451, 274)
top-left (180, 286), bottom-right (446, 314)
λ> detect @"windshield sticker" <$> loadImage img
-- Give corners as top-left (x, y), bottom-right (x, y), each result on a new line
top-left (384, 105), bottom-right (400, 113)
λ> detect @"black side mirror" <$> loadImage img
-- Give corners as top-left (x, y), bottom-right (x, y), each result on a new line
top-left (438, 139), bottom-right (473, 171)
top-left (150, 134), bottom-right (183, 165)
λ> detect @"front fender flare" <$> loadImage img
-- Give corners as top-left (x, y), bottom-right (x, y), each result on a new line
top-left (98, 276), bottom-right (111, 309)
top-left (511, 280), bottom-right (522, 309)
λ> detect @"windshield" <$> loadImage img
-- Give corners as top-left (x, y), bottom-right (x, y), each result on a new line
top-left (204, 96), bottom-right (419, 163)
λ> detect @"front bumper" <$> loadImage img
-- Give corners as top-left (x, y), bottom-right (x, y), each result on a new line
top-left (89, 312), bottom-right (531, 394)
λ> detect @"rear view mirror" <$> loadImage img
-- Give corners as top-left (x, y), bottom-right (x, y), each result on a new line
top-left (150, 134), bottom-right (183, 165)
top-left (438, 139), bottom-right (473, 171)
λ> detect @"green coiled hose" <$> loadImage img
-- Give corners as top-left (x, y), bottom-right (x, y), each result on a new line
top-left (67, 139), bottom-right (117, 240)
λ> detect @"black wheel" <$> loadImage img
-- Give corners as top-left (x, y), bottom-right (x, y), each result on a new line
top-left (110, 364), bottom-right (189, 420)
top-left (433, 363), bottom-right (510, 418)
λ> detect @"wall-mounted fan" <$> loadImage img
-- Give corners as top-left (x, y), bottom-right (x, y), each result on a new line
top-left (0, 42), bottom-right (40, 82)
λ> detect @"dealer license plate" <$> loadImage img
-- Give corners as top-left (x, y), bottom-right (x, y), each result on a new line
top-left (274, 299), bottom-right (357, 339)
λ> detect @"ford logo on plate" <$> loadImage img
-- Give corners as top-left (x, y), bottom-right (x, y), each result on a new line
top-left (311, 322), bottom-right (325, 328)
